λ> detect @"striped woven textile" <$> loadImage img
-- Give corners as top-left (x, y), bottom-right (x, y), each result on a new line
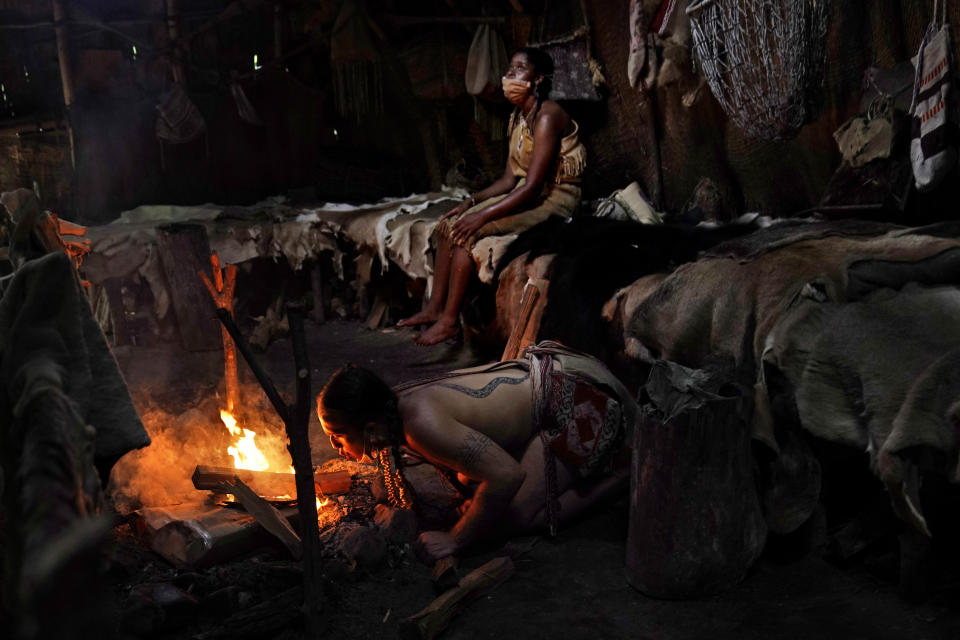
top-left (909, 21), bottom-right (958, 191)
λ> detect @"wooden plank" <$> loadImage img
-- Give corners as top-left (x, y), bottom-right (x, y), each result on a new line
top-left (155, 223), bottom-right (221, 351)
top-left (192, 465), bottom-right (352, 496)
top-left (223, 477), bottom-right (303, 560)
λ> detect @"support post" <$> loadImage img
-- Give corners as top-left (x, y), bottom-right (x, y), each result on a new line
top-left (199, 253), bottom-right (239, 411)
top-left (165, 0), bottom-right (185, 84)
top-left (287, 303), bottom-right (323, 638)
top-left (52, 0), bottom-right (76, 169)
top-left (213, 303), bottom-right (324, 637)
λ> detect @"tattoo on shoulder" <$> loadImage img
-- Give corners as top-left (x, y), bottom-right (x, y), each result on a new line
top-left (456, 432), bottom-right (494, 467)
top-left (436, 372), bottom-right (529, 399)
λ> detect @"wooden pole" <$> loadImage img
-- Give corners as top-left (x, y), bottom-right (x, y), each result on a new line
top-left (199, 253), bottom-right (239, 411)
top-left (286, 303), bottom-right (323, 638)
top-left (51, 0), bottom-right (76, 169)
top-left (165, 0), bottom-right (185, 84)
top-left (216, 308), bottom-right (290, 424)
top-left (213, 303), bottom-right (324, 637)
top-left (273, 2), bottom-right (283, 61)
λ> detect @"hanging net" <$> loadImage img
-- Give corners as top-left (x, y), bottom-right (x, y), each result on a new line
top-left (687, 0), bottom-right (831, 141)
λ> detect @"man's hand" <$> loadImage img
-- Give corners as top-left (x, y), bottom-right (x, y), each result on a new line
top-left (416, 530), bottom-right (458, 563)
top-left (450, 212), bottom-right (486, 246)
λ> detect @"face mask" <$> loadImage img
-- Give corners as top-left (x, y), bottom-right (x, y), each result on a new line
top-left (502, 77), bottom-right (532, 104)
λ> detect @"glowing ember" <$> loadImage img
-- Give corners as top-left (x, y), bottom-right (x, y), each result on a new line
top-left (220, 409), bottom-right (270, 471)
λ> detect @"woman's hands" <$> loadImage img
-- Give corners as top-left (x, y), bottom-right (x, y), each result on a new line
top-left (440, 200), bottom-right (471, 222)
top-left (450, 212), bottom-right (487, 246)
top-left (416, 530), bottom-right (459, 563)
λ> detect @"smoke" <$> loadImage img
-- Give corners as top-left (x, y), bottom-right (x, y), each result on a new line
top-left (109, 393), bottom-right (293, 513)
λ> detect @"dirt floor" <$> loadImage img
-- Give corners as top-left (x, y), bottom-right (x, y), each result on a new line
top-left (105, 319), bottom-right (960, 640)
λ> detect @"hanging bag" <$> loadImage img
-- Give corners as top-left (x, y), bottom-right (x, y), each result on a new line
top-left (909, 0), bottom-right (957, 191)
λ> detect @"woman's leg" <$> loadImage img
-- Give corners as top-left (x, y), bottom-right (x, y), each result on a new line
top-left (505, 435), bottom-right (629, 533)
top-left (415, 244), bottom-right (474, 345)
top-left (397, 233), bottom-right (453, 327)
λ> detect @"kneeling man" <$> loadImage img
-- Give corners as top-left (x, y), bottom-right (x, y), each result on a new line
top-left (316, 341), bottom-right (638, 563)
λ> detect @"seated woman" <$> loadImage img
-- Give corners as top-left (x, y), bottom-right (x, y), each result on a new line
top-left (316, 341), bottom-right (636, 563)
top-left (398, 47), bottom-right (586, 345)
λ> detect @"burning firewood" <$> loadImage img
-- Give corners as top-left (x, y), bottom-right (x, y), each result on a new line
top-left (218, 477), bottom-right (303, 560)
top-left (192, 465), bottom-right (352, 498)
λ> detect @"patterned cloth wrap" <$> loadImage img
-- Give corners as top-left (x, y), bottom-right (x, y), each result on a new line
top-left (537, 362), bottom-right (626, 478)
top-left (526, 341), bottom-right (638, 535)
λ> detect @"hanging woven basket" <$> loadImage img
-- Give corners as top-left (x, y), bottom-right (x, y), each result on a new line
top-left (687, 0), bottom-right (831, 141)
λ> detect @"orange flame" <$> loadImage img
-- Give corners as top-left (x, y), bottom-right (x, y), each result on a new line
top-left (220, 409), bottom-right (270, 471)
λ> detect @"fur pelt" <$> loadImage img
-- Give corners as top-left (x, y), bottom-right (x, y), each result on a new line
top-left (492, 217), bottom-right (760, 360)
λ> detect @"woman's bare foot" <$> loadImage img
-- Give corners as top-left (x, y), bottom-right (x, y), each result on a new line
top-left (397, 309), bottom-right (439, 328)
top-left (414, 318), bottom-right (459, 346)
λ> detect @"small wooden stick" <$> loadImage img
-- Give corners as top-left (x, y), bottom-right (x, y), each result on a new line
top-left (400, 556), bottom-right (514, 640)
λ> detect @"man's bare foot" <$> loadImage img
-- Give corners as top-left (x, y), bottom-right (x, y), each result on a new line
top-left (414, 318), bottom-right (459, 346)
top-left (397, 309), bottom-right (439, 328)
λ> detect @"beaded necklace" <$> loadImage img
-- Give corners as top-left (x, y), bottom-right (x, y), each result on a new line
top-left (377, 446), bottom-right (413, 510)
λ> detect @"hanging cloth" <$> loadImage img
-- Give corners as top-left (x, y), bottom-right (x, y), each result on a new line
top-left (155, 84), bottom-right (206, 144)
top-left (230, 82), bottom-right (263, 126)
top-left (909, 0), bottom-right (957, 192)
top-left (330, 0), bottom-right (383, 121)
top-left (465, 24), bottom-right (508, 97)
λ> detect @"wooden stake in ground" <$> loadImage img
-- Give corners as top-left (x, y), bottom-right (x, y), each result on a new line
top-left (199, 252), bottom-right (238, 411)
top-left (215, 304), bottom-right (324, 639)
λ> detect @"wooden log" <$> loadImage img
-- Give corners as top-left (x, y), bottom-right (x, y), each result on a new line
top-left (625, 363), bottom-right (766, 599)
top-left (431, 556), bottom-right (459, 593)
top-left (222, 477), bottom-right (302, 560)
top-left (134, 503), bottom-right (298, 568)
top-left (400, 556), bottom-right (514, 640)
top-left (156, 223), bottom-right (221, 351)
top-left (192, 465), bottom-right (352, 496)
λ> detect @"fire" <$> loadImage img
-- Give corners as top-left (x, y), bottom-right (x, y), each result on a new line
top-left (315, 493), bottom-right (340, 529)
top-left (220, 409), bottom-right (270, 471)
